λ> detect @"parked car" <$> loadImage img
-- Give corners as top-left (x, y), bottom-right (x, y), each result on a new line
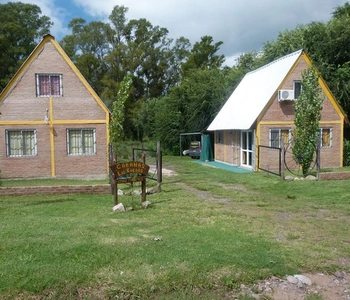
top-left (189, 141), bottom-right (201, 159)
top-left (182, 149), bottom-right (190, 156)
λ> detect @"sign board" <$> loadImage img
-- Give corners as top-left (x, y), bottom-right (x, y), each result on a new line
top-left (109, 160), bottom-right (150, 205)
top-left (110, 161), bottom-right (149, 179)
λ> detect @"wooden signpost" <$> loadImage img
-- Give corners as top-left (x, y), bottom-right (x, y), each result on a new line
top-left (109, 154), bottom-right (149, 205)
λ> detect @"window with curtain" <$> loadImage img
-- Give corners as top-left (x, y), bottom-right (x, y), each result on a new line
top-left (6, 129), bottom-right (37, 157)
top-left (36, 74), bottom-right (63, 96)
top-left (269, 128), bottom-right (291, 148)
top-left (67, 129), bottom-right (96, 155)
top-left (320, 128), bottom-right (332, 148)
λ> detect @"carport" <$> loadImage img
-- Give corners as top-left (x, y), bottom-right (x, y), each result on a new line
top-left (179, 132), bottom-right (213, 161)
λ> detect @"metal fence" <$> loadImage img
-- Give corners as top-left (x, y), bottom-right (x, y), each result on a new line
top-left (257, 145), bottom-right (281, 176)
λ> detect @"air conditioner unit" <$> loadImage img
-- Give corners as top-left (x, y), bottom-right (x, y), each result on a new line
top-left (278, 89), bottom-right (295, 101)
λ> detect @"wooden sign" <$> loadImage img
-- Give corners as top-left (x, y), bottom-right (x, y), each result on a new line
top-left (110, 161), bottom-right (149, 179)
top-left (109, 159), bottom-right (149, 205)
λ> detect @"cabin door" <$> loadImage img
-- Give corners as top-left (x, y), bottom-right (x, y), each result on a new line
top-left (241, 131), bottom-right (253, 167)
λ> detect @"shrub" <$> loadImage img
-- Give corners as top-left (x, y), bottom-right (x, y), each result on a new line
top-left (344, 139), bottom-right (350, 166)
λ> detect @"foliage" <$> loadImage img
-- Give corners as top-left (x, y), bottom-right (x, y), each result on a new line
top-left (147, 68), bottom-right (237, 153)
top-left (109, 74), bottom-right (133, 151)
top-left (181, 35), bottom-right (225, 76)
top-left (293, 67), bottom-right (324, 175)
top-left (3, 2), bottom-right (350, 154)
top-left (1, 156), bottom-right (350, 299)
top-left (261, 3), bottom-right (350, 120)
top-left (344, 139), bottom-right (350, 166)
top-left (0, 2), bottom-right (52, 90)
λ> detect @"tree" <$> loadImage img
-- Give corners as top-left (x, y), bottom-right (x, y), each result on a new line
top-left (60, 18), bottom-right (113, 95)
top-left (109, 74), bottom-right (133, 150)
top-left (147, 68), bottom-right (235, 153)
top-left (181, 35), bottom-right (225, 76)
top-left (262, 25), bottom-right (306, 63)
top-left (0, 2), bottom-right (52, 90)
top-left (293, 66), bottom-right (324, 175)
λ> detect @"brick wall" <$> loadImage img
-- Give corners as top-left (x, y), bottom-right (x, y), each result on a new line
top-left (0, 184), bottom-right (111, 196)
top-left (259, 56), bottom-right (344, 168)
top-left (0, 40), bottom-right (109, 179)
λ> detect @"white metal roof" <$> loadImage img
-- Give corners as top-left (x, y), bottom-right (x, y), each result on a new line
top-left (207, 50), bottom-right (303, 131)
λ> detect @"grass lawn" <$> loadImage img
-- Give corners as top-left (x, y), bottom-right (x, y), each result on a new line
top-left (0, 156), bottom-right (349, 299)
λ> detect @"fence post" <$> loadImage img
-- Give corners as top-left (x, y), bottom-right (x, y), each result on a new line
top-left (157, 141), bottom-right (162, 192)
top-left (113, 152), bottom-right (118, 206)
top-left (280, 137), bottom-right (285, 180)
top-left (316, 137), bottom-right (321, 180)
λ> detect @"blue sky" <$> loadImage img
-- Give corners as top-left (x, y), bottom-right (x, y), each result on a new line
top-left (1, 0), bottom-right (348, 66)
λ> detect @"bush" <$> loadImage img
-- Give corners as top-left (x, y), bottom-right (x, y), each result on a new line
top-left (344, 139), bottom-right (350, 166)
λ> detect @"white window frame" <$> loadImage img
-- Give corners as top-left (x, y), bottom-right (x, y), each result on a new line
top-left (5, 129), bottom-right (37, 157)
top-left (269, 128), bottom-right (291, 148)
top-left (67, 128), bottom-right (96, 156)
top-left (36, 74), bottom-right (63, 97)
top-left (320, 128), bottom-right (332, 148)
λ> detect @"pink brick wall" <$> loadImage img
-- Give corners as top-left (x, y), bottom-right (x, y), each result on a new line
top-left (0, 184), bottom-right (111, 196)
top-left (212, 55), bottom-right (344, 169)
top-left (0, 39), bottom-right (109, 179)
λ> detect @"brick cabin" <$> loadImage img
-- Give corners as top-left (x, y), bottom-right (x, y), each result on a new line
top-left (208, 50), bottom-right (346, 172)
top-left (0, 35), bottom-right (110, 179)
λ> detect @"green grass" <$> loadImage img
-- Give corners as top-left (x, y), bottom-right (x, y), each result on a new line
top-left (0, 156), bottom-right (349, 299)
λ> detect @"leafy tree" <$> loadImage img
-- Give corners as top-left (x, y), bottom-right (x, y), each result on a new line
top-left (109, 74), bottom-right (133, 150)
top-left (148, 68), bottom-right (236, 153)
top-left (293, 66), bottom-right (324, 175)
top-left (181, 35), bottom-right (225, 76)
top-left (262, 25), bottom-right (305, 62)
top-left (60, 18), bottom-right (112, 95)
top-left (0, 2), bottom-right (52, 90)
top-left (235, 51), bottom-right (266, 73)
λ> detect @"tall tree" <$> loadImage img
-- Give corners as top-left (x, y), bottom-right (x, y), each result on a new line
top-left (293, 67), bottom-right (324, 175)
top-left (181, 36), bottom-right (225, 76)
top-left (262, 25), bottom-right (306, 62)
top-left (0, 2), bottom-right (52, 90)
top-left (60, 19), bottom-right (113, 95)
top-left (148, 68), bottom-right (235, 153)
top-left (109, 74), bottom-right (133, 150)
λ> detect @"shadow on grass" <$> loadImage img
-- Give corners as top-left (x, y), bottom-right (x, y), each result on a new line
top-left (27, 198), bottom-right (77, 206)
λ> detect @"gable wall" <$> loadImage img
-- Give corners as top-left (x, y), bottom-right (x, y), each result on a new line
top-left (259, 56), bottom-right (343, 168)
top-left (261, 57), bottom-right (341, 123)
top-left (0, 39), bottom-right (109, 179)
top-left (0, 42), bottom-right (106, 122)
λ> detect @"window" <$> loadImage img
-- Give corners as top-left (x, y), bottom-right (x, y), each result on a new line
top-left (216, 131), bottom-right (223, 144)
top-left (294, 81), bottom-right (302, 99)
top-left (36, 74), bottom-right (63, 97)
top-left (269, 128), bottom-right (290, 148)
top-left (67, 129), bottom-right (96, 155)
top-left (6, 129), bottom-right (37, 157)
top-left (320, 128), bottom-right (332, 148)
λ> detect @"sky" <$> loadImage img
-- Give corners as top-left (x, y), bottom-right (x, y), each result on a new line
top-left (1, 0), bottom-right (348, 66)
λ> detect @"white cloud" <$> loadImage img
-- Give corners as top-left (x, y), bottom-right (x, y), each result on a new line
top-left (2, 0), bottom-right (348, 58)
top-left (72, 0), bottom-right (347, 57)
